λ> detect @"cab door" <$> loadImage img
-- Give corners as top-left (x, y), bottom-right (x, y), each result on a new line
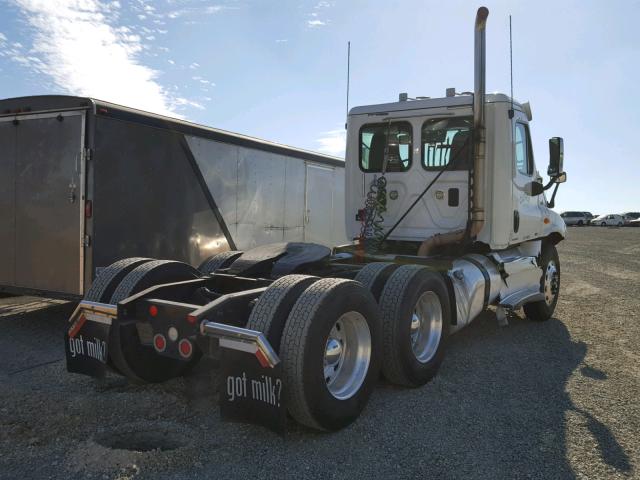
top-left (510, 117), bottom-right (542, 243)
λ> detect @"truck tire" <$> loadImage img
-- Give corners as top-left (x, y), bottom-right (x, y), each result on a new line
top-left (354, 262), bottom-right (399, 301)
top-left (83, 257), bottom-right (152, 373)
top-left (280, 278), bottom-right (381, 431)
top-left (84, 257), bottom-right (152, 303)
top-left (245, 275), bottom-right (319, 353)
top-left (109, 260), bottom-right (201, 383)
top-left (378, 265), bottom-right (450, 387)
top-left (524, 243), bottom-right (560, 322)
top-left (198, 251), bottom-right (243, 274)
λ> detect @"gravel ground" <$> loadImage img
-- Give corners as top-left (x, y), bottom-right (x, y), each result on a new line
top-left (0, 227), bottom-right (638, 479)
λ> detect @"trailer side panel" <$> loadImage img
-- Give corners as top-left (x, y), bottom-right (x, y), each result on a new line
top-left (91, 116), bottom-right (232, 276)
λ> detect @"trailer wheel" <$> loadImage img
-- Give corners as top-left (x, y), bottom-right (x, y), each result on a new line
top-left (198, 250), bottom-right (243, 274)
top-left (524, 244), bottom-right (560, 322)
top-left (378, 265), bottom-right (450, 387)
top-left (280, 278), bottom-right (381, 431)
top-left (109, 260), bottom-right (201, 383)
top-left (245, 275), bottom-right (319, 352)
top-left (354, 262), bottom-right (399, 301)
top-left (84, 257), bottom-right (152, 303)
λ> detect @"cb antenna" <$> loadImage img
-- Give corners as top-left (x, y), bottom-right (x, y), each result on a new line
top-left (508, 15), bottom-right (514, 119)
top-left (345, 41), bottom-right (351, 129)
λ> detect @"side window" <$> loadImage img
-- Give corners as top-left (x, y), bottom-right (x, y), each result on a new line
top-left (514, 123), bottom-right (533, 176)
top-left (421, 117), bottom-right (472, 170)
top-left (359, 122), bottom-right (412, 172)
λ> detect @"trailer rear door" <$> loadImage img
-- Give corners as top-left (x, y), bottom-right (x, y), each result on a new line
top-left (0, 111), bottom-right (86, 295)
top-left (304, 164), bottom-right (335, 244)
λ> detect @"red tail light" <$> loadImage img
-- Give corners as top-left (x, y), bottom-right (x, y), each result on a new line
top-left (149, 305), bottom-right (158, 317)
top-left (85, 200), bottom-right (92, 218)
top-left (153, 334), bottom-right (166, 352)
top-left (178, 339), bottom-right (193, 358)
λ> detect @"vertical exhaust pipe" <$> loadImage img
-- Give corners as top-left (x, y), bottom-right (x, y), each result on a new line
top-left (417, 7), bottom-right (489, 256)
top-left (470, 6), bottom-right (489, 237)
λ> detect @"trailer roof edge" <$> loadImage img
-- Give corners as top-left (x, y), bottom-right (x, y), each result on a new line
top-left (0, 95), bottom-right (344, 167)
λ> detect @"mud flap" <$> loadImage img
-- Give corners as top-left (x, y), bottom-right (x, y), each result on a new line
top-left (64, 302), bottom-right (116, 378)
top-left (219, 341), bottom-right (286, 435)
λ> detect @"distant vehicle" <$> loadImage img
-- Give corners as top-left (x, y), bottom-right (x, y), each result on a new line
top-left (560, 211), bottom-right (589, 226)
top-left (622, 212), bottom-right (640, 225)
top-left (593, 214), bottom-right (624, 227)
top-left (628, 218), bottom-right (640, 227)
top-left (582, 212), bottom-right (595, 224)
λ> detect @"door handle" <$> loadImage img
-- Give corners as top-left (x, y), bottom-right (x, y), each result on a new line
top-left (69, 180), bottom-right (77, 203)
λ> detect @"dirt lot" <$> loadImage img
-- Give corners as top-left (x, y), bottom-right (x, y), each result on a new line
top-left (1, 227), bottom-right (638, 480)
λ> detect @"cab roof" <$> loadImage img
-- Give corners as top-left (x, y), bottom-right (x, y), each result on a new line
top-left (349, 93), bottom-right (522, 116)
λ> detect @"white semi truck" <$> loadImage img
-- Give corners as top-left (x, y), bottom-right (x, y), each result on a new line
top-left (65, 7), bottom-right (567, 432)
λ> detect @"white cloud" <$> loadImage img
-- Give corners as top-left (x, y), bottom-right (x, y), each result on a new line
top-left (189, 62), bottom-right (200, 69)
top-left (170, 97), bottom-right (204, 110)
top-left (10, 0), bottom-right (195, 117)
top-left (307, 19), bottom-right (327, 27)
top-left (275, 38), bottom-right (288, 43)
top-left (316, 129), bottom-right (346, 157)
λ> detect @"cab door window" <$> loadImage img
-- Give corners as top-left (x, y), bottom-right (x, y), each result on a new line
top-left (514, 123), bottom-right (534, 176)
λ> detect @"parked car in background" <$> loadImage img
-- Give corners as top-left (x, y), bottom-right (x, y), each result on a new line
top-left (622, 212), bottom-right (640, 225)
top-left (628, 218), bottom-right (640, 227)
top-left (561, 211), bottom-right (589, 226)
top-left (582, 212), bottom-right (595, 224)
top-left (593, 214), bottom-right (624, 227)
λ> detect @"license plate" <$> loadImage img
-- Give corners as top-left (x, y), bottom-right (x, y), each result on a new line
top-left (65, 313), bottom-right (111, 378)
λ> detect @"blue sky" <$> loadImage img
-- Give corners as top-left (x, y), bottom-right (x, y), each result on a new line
top-left (1, 0), bottom-right (638, 214)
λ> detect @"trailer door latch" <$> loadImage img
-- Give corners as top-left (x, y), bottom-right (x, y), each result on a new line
top-left (82, 235), bottom-right (91, 247)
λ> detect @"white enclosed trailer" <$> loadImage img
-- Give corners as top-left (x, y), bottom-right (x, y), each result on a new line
top-left (65, 7), bottom-right (568, 433)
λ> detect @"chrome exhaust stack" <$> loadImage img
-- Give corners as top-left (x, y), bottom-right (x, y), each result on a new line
top-left (470, 6), bottom-right (489, 237)
top-left (418, 7), bottom-right (489, 256)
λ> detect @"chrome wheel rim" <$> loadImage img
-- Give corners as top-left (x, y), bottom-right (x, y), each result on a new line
top-left (323, 311), bottom-right (371, 400)
top-left (544, 260), bottom-right (559, 306)
top-left (410, 291), bottom-right (443, 363)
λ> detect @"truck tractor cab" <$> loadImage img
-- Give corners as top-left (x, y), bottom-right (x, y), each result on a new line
top-left (346, 8), bottom-right (566, 256)
top-left (345, 94), bottom-right (567, 253)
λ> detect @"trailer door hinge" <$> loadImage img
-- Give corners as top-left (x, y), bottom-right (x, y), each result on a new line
top-left (83, 148), bottom-right (92, 162)
top-left (82, 235), bottom-right (91, 247)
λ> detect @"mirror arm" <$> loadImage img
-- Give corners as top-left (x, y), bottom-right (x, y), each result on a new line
top-left (546, 182), bottom-right (560, 209)
top-left (542, 177), bottom-right (556, 191)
